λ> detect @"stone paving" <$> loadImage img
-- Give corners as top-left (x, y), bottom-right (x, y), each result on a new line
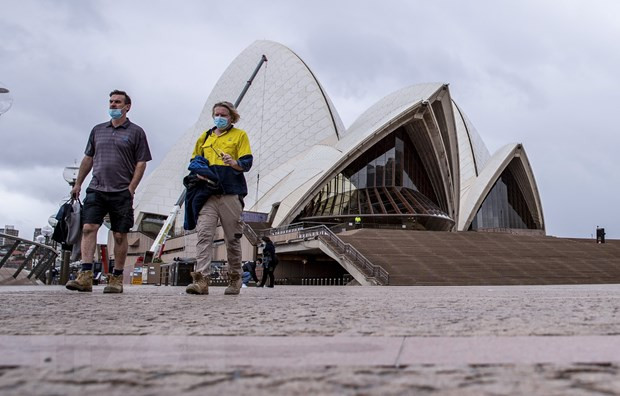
top-left (1, 284), bottom-right (620, 395)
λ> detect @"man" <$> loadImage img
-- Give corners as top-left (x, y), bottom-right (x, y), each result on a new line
top-left (66, 90), bottom-right (151, 293)
top-left (185, 101), bottom-right (252, 295)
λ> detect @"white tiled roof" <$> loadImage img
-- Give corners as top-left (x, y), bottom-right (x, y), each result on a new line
top-left (135, 40), bottom-right (544, 235)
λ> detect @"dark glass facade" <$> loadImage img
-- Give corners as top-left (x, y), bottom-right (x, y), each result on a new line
top-left (469, 164), bottom-right (538, 230)
top-left (296, 127), bottom-right (454, 230)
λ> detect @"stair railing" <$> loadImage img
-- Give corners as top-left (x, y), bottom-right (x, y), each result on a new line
top-left (267, 225), bottom-right (389, 285)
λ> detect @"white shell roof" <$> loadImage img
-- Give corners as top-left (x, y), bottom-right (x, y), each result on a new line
top-left (453, 101), bottom-right (492, 199)
top-left (135, 40), bottom-right (544, 235)
top-left (134, 40), bottom-right (345, 223)
top-left (336, 83), bottom-right (444, 154)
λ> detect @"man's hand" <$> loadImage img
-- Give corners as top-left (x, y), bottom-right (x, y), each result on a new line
top-left (70, 185), bottom-right (81, 200)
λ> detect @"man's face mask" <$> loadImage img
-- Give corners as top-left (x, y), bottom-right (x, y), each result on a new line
top-left (109, 108), bottom-right (123, 119)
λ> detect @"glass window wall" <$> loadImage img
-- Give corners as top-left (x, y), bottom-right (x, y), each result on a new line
top-left (296, 127), bottom-right (448, 222)
top-left (470, 165), bottom-right (538, 230)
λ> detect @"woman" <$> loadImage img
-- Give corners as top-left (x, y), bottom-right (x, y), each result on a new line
top-left (258, 236), bottom-right (278, 288)
top-left (185, 101), bottom-right (253, 295)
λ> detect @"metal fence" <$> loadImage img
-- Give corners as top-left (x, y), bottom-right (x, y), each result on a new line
top-left (0, 233), bottom-right (59, 284)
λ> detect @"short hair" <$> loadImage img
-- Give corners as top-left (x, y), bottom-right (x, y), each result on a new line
top-left (110, 90), bottom-right (131, 105)
top-left (261, 236), bottom-right (272, 243)
top-left (256, 258), bottom-right (263, 263)
top-left (212, 101), bottom-right (240, 123)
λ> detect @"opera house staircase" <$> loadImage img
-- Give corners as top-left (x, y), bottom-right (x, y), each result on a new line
top-left (337, 229), bottom-right (620, 286)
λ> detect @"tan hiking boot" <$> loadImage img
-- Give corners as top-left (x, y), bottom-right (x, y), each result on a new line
top-left (224, 271), bottom-right (242, 295)
top-left (103, 274), bottom-right (123, 294)
top-left (186, 272), bottom-right (209, 295)
top-left (65, 270), bottom-right (93, 292)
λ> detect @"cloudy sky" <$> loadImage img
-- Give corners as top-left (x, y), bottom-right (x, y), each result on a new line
top-left (1, 0), bottom-right (618, 241)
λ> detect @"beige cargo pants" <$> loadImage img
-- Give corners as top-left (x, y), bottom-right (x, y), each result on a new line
top-left (195, 195), bottom-right (243, 277)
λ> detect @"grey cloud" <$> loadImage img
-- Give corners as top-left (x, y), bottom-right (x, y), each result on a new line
top-left (1, 0), bottom-right (619, 239)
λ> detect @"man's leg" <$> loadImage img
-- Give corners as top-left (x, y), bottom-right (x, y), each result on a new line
top-left (104, 190), bottom-right (134, 294)
top-left (65, 223), bottom-right (99, 292)
top-left (66, 187), bottom-right (104, 292)
top-left (78, 188), bottom-right (105, 274)
top-left (102, 231), bottom-right (128, 294)
top-left (112, 232), bottom-right (128, 270)
top-left (81, 223), bottom-right (100, 264)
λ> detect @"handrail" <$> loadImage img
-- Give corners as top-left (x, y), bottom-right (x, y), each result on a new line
top-left (264, 224), bottom-right (388, 284)
top-left (297, 226), bottom-right (389, 285)
top-left (0, 232), bottom-right (58, 283)
top-left (242, 222), bottom-right (262, 246)
top-left (243, 222), bottom-right (389, 283)
top-left (266, 221), bottom-right (342, 236)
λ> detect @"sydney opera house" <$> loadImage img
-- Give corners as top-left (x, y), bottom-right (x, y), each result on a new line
top-left (118, 40), bottom-right (619, 286)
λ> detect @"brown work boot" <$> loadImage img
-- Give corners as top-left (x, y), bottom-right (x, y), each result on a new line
top-left (103, 274), bottom-right (123, 294)
top-left (224, 271), bottom-right (242, 295)
top-left (65, 270), bottom-right (93, 292)
top-left (186, 272), bottom-right (209, 295)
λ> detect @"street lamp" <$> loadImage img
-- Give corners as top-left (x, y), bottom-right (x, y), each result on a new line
top-left (40, 225), bottom-right (54, 284)
top-left (0, 82), bottom-right (13, 116)
top-left (41, 225), bottom-right (53, 244)
top-left (63, 165), bottom-right (79, 187)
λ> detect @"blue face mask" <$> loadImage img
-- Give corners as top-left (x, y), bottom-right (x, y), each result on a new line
top-left (213, 116), bottom-right (229, 129)
top-left (109, 108), bottom-right (123, 119)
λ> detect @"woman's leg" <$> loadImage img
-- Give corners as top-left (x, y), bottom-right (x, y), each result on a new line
top-left (259, 269), bottom-right (268, 287)
top-left (267, 269), bottom-right (275, 287)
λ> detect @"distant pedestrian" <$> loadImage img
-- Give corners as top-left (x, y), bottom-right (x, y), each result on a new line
top-left (243, 260), bottom-right (259, 283)
top-left (241, 267), bottom-right (251, 288)
top-left (257, 236), bottom-right (278, 288)
top-left (255, 258), bottom-right (264, 287)
top-left (66, 89), bottom-right (151, 294)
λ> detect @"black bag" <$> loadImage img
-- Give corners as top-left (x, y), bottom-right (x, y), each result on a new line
top-left (51, 198), bottom-right (82, 251)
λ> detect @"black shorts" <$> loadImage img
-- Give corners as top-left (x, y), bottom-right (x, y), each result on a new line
top-left (83, 188), bottom-right (134, 233)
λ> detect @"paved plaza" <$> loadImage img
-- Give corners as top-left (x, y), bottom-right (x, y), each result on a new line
top-left (1, 284), bottom-right (620, 395)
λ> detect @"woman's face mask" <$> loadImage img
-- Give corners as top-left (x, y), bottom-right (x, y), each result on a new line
top-left (213, 116), bottom-right (229, 129)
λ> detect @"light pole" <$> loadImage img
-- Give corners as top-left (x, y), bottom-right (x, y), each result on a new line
top-left (58, 165), bottom-right (80, 284)
top-left (40, 225), bottom-right (54, 284)
top-left (41, 225), bottom-right (53, 245)
top-left (0, 82), bottom-right (13, 116)
top-left (63, 165), bottom-right (79, 188)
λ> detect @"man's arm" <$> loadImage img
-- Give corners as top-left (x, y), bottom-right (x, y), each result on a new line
top-left (70, 156), bottom-right (93, 199)
top-left (128, 161), bottom-right (147, 196)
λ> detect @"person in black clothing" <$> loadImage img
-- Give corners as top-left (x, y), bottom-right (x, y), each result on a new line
top-left (257, 236), bottom-right (278, 288)
top-left (242, 260), bottom-right (259, 284)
